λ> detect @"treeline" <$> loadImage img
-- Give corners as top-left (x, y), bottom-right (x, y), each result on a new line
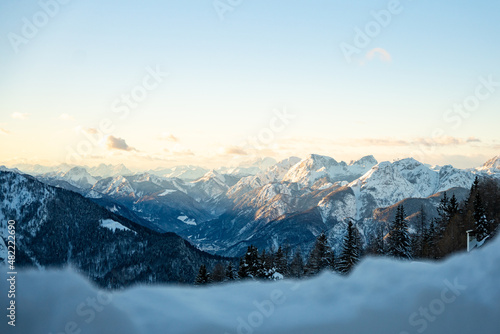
top-left (194, 177), bottom-right (500, 284)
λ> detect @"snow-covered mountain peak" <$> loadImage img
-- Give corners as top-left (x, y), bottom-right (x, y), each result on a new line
top-left (282, 154), bottom-right (340, 187)
top-left (349, 155), bottom-right (377, 167)
top-left (478, 155), bottom-right (500, 171)
top-left (226, 157), bottom-right (301, 197)
top-left (88, 163), bottom-right (132, 178)
top-left (196, 170), bottom-right (226, 184)
top-left (60, 166), bottom-right (98, 188)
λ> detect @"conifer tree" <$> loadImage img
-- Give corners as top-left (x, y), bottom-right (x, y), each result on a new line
top-left (289, 248), bottom-right (304, 278)
top-left (447, 194), bottom-right (459, 218)
top-left (415, 205), bottom-right (427, 258)
top-left (437, 192), bottom-right (449, 226)
top-left (474, 192), bottom-right (489, 241)
top-left (239, 245), bottom-right (262, 279)
top-left (225, 263), bottom-right (236, 281)
top-left (305, 232), bottom-right (332, 276)
top-left (274, 246), bottom-right (288, 276)
top-left (388, 205), bottom-right (412, 260)
top-left (211, 262), bottom-right (226, 283)
top-left (237, 257), bottom-right (249, 279)
top-left (424, 218), bottom-right (438, 258)
top-left (194, 264), bottom-right (211, 285)
top-left (260, 249), bottom-right (273, 279)
top-left (337, 221), bottom-right (361, 274)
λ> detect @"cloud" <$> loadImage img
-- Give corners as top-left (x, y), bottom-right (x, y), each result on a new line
top-left (361, 48), bottom-right (392, 65)
top-left (11, 112), bottom-right (30, 120)
top-left (158, 132), bottom-right (179, 142)
top-left (84, 128), bottom-right (98, 134)
top-left (345, 136), bottom-right (481, 148)
top-left (351, 138), bottom-right (409, 147)
top-left (223, 146), bottom-right (248, 156)
top-left (106, 136), bottom-right (135, 151)
top-left (59, 113), bottom-right (74, 121)
top-left (0, 128), bottom-right (10, 135)
top-left (414, 136), bottom-right (482, 147)
top-left (163, 144), bottom-right (195, 156)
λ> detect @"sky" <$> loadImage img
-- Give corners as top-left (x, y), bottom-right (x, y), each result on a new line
top-left (0, 0), bottom-right (499, 169)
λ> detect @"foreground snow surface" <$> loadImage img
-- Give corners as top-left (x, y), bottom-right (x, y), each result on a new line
top-left (2, 238), bottom-right (500, 334)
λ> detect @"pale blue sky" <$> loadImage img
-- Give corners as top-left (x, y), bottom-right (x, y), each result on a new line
top-left (0, 0), bottom-right (499, 168)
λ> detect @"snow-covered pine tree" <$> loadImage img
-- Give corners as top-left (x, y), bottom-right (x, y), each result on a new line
top-left (239, 245), bottom-right (262, 279)
top-left (388, 205), bottom-right (412, 260)
top-left (194, 264), bottom-right (211, 285)
top-left (260, 249), bottom-right (274, 279)
top-left (337, 220), bottom-right (361, 274)
top-left (237, 257), bottom-right (248, 279)
top-left (474, 192), bottom-right (489, 241)
top-left (225, 263), bottom-right (236, 281)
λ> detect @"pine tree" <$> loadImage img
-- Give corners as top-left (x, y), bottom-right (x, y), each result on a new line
top-left (289, 248), bottom-right (304, 278)
top-left (368, 223), bottom-right (385, 256)
top-left (437, 192), bottom-right (449, 225)
top-left (474, 192), bottom-right (489, 241)
top-left (447, 194), bottom-right (459, 218)
top-left (194, 264), bottom-right (211, 285)
top-left (388, 205), bottom-right (412, 260)
top-left (238, 245), bottom-right (262, 279)
top-left (211, 262), bottom-right (226, 283)
top-left (274, 246), bottom-right (288, 277)
top-left (305, 232), bottom-right (332, 276)
top-left (259, 249), bottom-right (273, 279)
top-left (225, 263), bottom-right (236, 281)
top-left (415, 205), bottom-right (427, 258)
top-left (337, 221), bottom-right (361, 274)
top-left (424, 218), bottom-right (438, 259)
top-left (237, 257), bottom-right (248, 279)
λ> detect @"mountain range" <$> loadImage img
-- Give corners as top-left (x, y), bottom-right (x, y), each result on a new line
top-left (3, 154), bottom-right (498, 258)
top-left (0, 171), bottom-right (229, 287)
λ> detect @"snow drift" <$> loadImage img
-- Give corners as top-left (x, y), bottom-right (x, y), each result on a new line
top-left (2, 237), bottom-right (500, 334)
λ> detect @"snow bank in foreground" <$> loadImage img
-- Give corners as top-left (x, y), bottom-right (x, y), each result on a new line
top-left (2, 238), bottom-right (500, 334)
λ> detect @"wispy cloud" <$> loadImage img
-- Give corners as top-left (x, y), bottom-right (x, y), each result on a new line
top-left (157, 132), bottom-right (179, 142)
top-left (11, 112), bottom-right (30, 120)
top-left (163, 144), bottom-right (194, 156)
top-left (222, 146), bottom-right (248, 156)
top-left (413, 136), bottom-right (481, 147)
top-left (361, 47), bottom-right (392, 65)
top-left (84, 128), bottom-right (99, 135)
top-left (0, 128), bottom-right (10, 135)
top-left (106, 135), bottom-right (136, 151)
top-left (347, 136), bottom-right (481, 147)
